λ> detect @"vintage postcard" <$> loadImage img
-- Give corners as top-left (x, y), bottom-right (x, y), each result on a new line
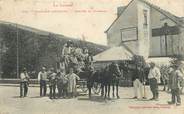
top-left (0, 0), bottom-right (184, 114)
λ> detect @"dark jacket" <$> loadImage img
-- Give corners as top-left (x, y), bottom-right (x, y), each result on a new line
top-left (132, 68), bottom-right (145, 83)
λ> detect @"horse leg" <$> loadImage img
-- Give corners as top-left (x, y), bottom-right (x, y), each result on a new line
top-left (116, 81), bottom-right (120, 99)
top-left (107, 84), bottom-right (110, 98)
top-left (88, 87), bottom-right (91, 98)
top-left (101, 84), bottom-right (104, 97)
top-left (112, 84), bottom-right (115, 98)
top-left (104, 84), bottom-right (107, 99)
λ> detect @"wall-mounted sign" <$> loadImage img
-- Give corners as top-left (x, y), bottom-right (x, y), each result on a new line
top-left (121, 27), bottom-right (138, 42)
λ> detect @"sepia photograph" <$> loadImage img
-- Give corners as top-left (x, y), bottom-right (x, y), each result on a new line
top-left (0, 0), bottom-right (184, 114)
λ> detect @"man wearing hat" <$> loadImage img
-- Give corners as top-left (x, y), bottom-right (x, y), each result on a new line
top-left (38, 67), bottom-right (48, 97)
top-left (168, 65), bottom-right (183, 106)
top-left (132, 65), bottom-right (146, 99)
top-left (20, 68), bottom-right (30, 98)
top-left (148, 62), bottom-right (161, 101)
top-left (62, 40), bottom-right (74, 71)
top-left (48, 68), bottom-right (57, 99)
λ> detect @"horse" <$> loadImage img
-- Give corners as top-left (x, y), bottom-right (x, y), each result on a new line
top-left (100, 63), bottom-right (121, 99)
top-left (108, 63), bottom-right (121, 99)
top-left (100, 66), bottom-right (111, 99)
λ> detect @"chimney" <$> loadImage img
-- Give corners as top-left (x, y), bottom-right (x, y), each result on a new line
top-left (117, 6), bottom-right (126, 17)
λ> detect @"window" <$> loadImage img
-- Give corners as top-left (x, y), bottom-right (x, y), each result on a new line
top-left (143, 9), bottom-right (148, 26)
top-left (121, 27), bottom-right (138, 42)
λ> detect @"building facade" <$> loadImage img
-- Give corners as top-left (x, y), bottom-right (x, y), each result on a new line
top-left (105, 0), bottom-right (184, 59)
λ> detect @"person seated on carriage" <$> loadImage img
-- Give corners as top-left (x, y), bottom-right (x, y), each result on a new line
top-left (83, 49), bottom-right (93, 67)
top-left (66, 68), bottom-right (80, 98)
top-left (62, 40), bottom-right (74, 69)
top-left (75, 57), bottom-right (85, 74)
top-left (68, 50), bottom-right (79, 73)
top-left (74, 44), bottom-right (84, 60)
top-left (83, 48), bottom-right (89, 62)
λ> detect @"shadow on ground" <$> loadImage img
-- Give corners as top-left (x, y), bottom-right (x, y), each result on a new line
top-left (12, 96), bottom-right (21, 98)
top-left (78, 95), bottom-right (117, 103)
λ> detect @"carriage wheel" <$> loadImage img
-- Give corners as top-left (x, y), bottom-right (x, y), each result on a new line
top-left (92, 82), bottom-right (101, 94)
top-left (79, 81), bottom-right (88, 93)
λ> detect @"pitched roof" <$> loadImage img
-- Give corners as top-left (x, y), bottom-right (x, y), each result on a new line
top-left (139, 0), bottom-right (183, 25)
top-left (104, 0), bottom-right (135, 33)
top-left (93, 46), bottom-right (133, 62)
top-left (105, 0), bottom-right (184, 33)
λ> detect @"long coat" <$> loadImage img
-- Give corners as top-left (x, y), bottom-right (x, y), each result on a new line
top-left (67, 73), bottom-right (80, 93)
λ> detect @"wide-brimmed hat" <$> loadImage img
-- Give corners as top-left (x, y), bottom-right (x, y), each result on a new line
top-left (149, 62), bottom-right (155, 66)
top-left (42, 67), bottom-right (46, 70)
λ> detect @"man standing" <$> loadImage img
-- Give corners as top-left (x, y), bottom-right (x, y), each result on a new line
top-left (38, 67), bottom-right (47, 97)
top-left (20, 68), bottom-right (30, 98)
top-left (62, 40), bottom-right (74, 72)
top-left (132, 65), bottom-right (145, 99)
top-left (48, 68), bottom-right (57, 99)
top-left (148, 62), bottom-right (161, 101)
top-left (168, 65), bottom-right (183, 106)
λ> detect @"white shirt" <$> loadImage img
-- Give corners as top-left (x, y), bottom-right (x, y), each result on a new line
top-left (38, 71), bottom-right (47, 81)
top-left (20, 72), bottom-right (29, 82)
top-left (148, 67), bottom-right (161, 83)
top-left (62, 44), bottom-right (72, 56)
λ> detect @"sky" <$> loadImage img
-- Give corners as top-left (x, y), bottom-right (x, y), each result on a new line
top-left (0, 0), bottom-right (184, 45)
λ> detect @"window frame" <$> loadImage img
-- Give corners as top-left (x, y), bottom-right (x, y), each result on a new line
top-left (120, 27), bottom-right (138, 42)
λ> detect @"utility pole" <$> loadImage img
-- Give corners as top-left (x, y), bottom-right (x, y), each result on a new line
top-left (163, 23), bottom-right (169, 56)
top-left (16, 24), bottom-right (19, 79)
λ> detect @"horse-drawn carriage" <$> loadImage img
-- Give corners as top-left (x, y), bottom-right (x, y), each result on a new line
top-left (57, 52), bottom-right (101, 95)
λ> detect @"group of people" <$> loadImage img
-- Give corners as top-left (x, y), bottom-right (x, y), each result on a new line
top-left (39, 67), bottom-right (80, 99)
top-left (19, 39), bottom-right (184, 105)
top-left (132, 62), bottom-right (184, 106)
top-left (61, 40), bottom-right (93, 73)
top-left (19, 40), bottom-right (94, 99)
top-left (19, 61), bottom-right (184, 106)
top-left (20, 67), bottom-right (80, 99)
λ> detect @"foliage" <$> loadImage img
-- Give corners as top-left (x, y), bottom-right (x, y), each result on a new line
top-left (0, 24), bottom-right (107, 78)
top-left (170, 54), bottom-right (184, 67)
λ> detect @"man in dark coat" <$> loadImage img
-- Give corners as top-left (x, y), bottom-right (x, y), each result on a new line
top-left (132, 65), bottom-right (146, 99)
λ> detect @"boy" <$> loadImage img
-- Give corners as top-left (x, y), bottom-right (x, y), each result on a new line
top-left (66, 68), bottom-right (80, 98)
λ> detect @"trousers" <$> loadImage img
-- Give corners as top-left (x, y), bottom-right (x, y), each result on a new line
top-left (149, 78), bottom-right (159, 99)
top-left (20, 82), bottom-right (28, 97)
top-left (171, 88), bottom-right (181, 104)
top-left (133, 79), bottom-right (143, 98)
top-left (40, 80), bottom-right (47, 96)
